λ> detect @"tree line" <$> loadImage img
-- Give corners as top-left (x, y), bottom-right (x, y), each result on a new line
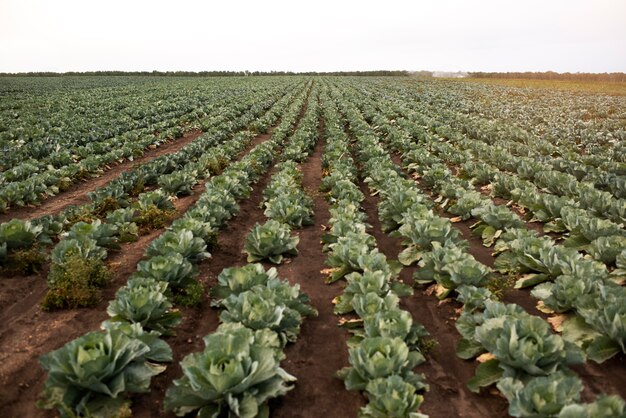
top-left (0, 70), bottom-right (412, 77)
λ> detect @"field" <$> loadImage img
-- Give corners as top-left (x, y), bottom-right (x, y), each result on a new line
top-left (0, 75), bottom-right (624, 418)
top-left (449, 77), bottom-right (626, 96)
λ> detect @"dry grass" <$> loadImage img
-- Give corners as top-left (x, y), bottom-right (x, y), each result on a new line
top-left (445, 77), bottom-right (626, 96)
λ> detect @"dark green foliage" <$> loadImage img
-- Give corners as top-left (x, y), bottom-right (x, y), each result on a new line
top-left (42, 254), bottom-right (110, 310)
top-left (172, 280), bottom-right (205, 308)
top-left (2, 247), bottom-right (47, 276)
top-left (135, 205), bottom-right (177, 232)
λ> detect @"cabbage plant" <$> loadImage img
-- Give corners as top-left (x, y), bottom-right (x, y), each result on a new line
top-left (243, 220), bottom-right (299, 264)
top-left (361, 309), bottom-right (429, 352)
top-left (334, 270), bottom-right (412, 315)
top-left (145, 229), bottom-right (210, 263)
top-left (50, 236), bottom-right (107, 265)
top-left (164, 323), bottom-right (295, 418)
top-left (337, 336), bottom-right (427, 392)
top-left (220, 285), bottom-right (308, 345)
top-left (497, 372), bottom-right (583, 418)
top-left (105, 277), bottom-right (182, 336)
top-left (574, 284), bottom-right (626, 363)
top-left (264, 193), bottom-right (314, 228)
top-left (0, 218), bottom-right (43, 250)
top-left (210, 263), bottom-right (278, 305)
top-left (558, 395), bottom-right (626, 418)
top-left (158, 170), bottom-right (197, 196)
top-left (39, 328), bottom-right (167, 418)
top-left (360, 376), bottom-right (428, 418)
top-left (135, 253), bottom-right (197, 290)
top-left (65, 220), bottom-right (119, 250)
top-left (394, 213), bottom-right (464, 266)
top-left (414, 242), bottom-right (491, 298)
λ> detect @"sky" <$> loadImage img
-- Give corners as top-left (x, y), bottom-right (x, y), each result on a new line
top-left (0, 0), bottom-right (625, 73)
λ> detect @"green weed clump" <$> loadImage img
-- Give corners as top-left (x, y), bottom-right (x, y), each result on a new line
top-left (486, 275), bottom-right (515, 299)
top-left (135, 205), bottom-right (177, 233)
top-left (42, 254), bottom-right (110, 310)
top-left (2, 247), bottom-right (47, 276)
top-left (172, 280), bottom-right (205, 308)
top-left (92, 197), bottom-right (121, 219)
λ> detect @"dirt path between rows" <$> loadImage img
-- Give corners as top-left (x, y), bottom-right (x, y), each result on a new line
top-left (0, 129), bottom-right (204, 223)
top-left (130, 88), bottom-right (314, 416)
top-left (0, 124), bottom-right (282, 417)
top-left (356, 174), bottom-right (509, 418)
top-left (389, 154), bottom-right (626, 405)
top-left (271, 121), bottom-right (364, 418)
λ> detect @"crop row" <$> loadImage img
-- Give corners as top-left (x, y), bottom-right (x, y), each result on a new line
top-left (333, 80), bottom-right (625, 417)
top-left (36, 82), bottom-right (313, 417)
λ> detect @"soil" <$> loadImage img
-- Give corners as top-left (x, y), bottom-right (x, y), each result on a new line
top-left (271, 117), bottom-right (364, 418)
top-left (0, 129), bottom-right (204, 223)
top-left (357, 175), bottom-right (509, 418)
top-left (0, 124), bottom-right (282, 417)
top-left (388, 153), bottom-right (626, 405)
top-left (2, 88), bottom-right (624, 418)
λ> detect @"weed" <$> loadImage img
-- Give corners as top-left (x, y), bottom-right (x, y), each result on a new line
top-left (135, 205), bottom-right (177, 233)
top-left (93, 197), bottom-right (121, 219)
top-left (418, 338), bottom-right (439, 355)
top-left (2, 247), bottom-right (47, 276)
top-left (173, 280), bottom-right (205, 307)
top-left (486, 274), bottom-right (515, 299)
top-left (42, 254), bottom-right (110, 310)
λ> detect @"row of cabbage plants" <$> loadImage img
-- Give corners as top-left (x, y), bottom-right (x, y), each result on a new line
top-left (353, 88), bottom-right (626, 367)
top-left (36, 82), bottom-right (313, 417)
top-left (321, 86), bottom-right (430, 418)
top-left (376, 79), bottom-right (625, 200)
top-left (164, 88), bottom-right (325, 416)
top-left (0, 80), bottom-right (300, 211)
top-left (0, 78), bottom-right (296, 177)
top-left (244, 87), bottom-right (320, 264)
top-left (162, 84), bottom-right (319, 417)
top-left (335, 82), bottom-right (626, 417)
top-left (0, 83), bottom-right (302, 280)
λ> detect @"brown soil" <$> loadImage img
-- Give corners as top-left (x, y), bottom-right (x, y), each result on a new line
top-left (357, 176), bottom-right (509, 418)
top-left (0, 124), bottom-right (281, 417)
top-left (390, 154), bottom-right (626, 404)
top-left (3, 89), bottom-right (624, 418)
top-left (271, 121), bottom-right (364, 418)
top-left (0, 129), bottom-right (204, 223)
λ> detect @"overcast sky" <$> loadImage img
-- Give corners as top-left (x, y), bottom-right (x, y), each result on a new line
top-left (1, 0), bottom-right (625, 73)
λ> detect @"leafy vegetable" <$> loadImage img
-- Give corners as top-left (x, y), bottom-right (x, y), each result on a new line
top-left (334, 270), bottom-right (412, 315)
top-left (39, 328), bottom-right (166, 418)
top-left (337, 337), bottom-right (427, 391)
top-left (243, 220), bottom-right (299, 264)
top-left (210, 263), bottom-right (277, 305)
top-left (145, 229), bottom-right (211, 263)
top-left (65, 220), bottom-right (119, 250)
top-left (105, 277), bottom-right (182, 336)
top-left (135, 253), bottom-right (197, 290)
top-left (164, 323), bottom-right (295, 418)
top-left (497, 372), bottom-right (583, 418)
top-left (360, 376), bottom-right (428, 418)
top-left (220, 285), bottom-right (308, 345)
top-left (0, 218), bottom-right (43, 251)
top-left (414, 242), bottom-right (491, 298)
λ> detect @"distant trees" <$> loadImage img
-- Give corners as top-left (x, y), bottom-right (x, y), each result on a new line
top-left (0, 70), bottom-right (412, 77)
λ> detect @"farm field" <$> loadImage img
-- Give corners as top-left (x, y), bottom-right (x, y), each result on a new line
top-left (0, 75), bottom-right (625, 418)
top-left (450, 77), bottom-right (626, 96)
